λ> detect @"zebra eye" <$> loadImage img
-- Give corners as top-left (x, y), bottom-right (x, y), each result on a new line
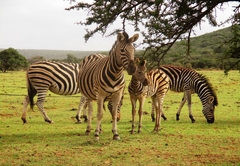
top-left (120, 48), bottom-right (124, 52)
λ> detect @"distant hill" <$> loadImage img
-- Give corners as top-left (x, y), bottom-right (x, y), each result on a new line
top-left (0, 26), bottom-right (232, 63)
top-left (166, 26), bottom-right (232, 57)
top-left (158, 26), bottom-right (233, 68)
top-left (19, 49), bottom-right (110, 60)
top-left (0, 49), bottom-right (108, 60)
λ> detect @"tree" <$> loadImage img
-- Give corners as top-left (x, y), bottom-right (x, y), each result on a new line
top-left (0, 48), bottom-right (29, 72)
top-left (63, 54), bottom-right (80, 63)
top-left (28, 56), bottom-right (45, 64)
top-left (222, 24), bottom-right (240, 73)
top-left (66, 0), bottom-right (239, 68)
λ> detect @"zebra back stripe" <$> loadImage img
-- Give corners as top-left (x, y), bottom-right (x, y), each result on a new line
top-left (28, 61), bottom-right (80, 95)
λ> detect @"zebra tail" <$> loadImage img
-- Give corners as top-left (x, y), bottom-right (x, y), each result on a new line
top-left (27, 77), bottom-right (36, 110)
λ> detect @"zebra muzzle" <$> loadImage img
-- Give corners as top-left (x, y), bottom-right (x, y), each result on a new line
top-left (126, 60), bottom-right (136, 75)
top-left (143, 79), bottom-right (149, 86)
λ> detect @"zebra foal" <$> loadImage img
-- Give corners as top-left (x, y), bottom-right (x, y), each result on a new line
top-left (151, 65), bottom-right (218, 123)
top-left (128, 59), bottom-right (169, 133)
top-left (77, 32), bottom-right (139, 140)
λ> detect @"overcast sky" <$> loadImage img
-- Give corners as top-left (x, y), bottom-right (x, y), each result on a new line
top-left (0, 0), bottom-right (238, 51)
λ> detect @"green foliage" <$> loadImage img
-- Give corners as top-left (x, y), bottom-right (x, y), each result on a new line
top-left (66, 0), bottom-right (239, 70)
top-left (62, 54), bottom-right (82, 63)
top-left (0, 48), bottom-right (29, 72)
top-left (28, 55), bottom-right (46, 64)
top-left (136, 27), bottom-right (236, 70)
top-left (222, 24), bottom-right (240, 74)
top-left (1, 70), bottom-right (240, 165)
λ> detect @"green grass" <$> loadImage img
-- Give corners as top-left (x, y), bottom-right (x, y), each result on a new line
top-left (0, 70), bottom-right (240, 165)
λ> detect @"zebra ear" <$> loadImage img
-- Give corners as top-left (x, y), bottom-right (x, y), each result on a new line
top-left (135, 58), bottom-right (140, 64)
top-left (209, 96), bottom-right (214, 103)
top-left (142, 60), bottom-right (147, 71)
top-left (129, 33), bottom-right (139, 43)
top-left (117, 32), bottom-right (125, 42)
top-left (142, 60), bottom-right (147, 66)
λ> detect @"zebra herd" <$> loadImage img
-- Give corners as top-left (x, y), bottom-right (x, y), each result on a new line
top-left (21, 32), bottom-right (218, 140)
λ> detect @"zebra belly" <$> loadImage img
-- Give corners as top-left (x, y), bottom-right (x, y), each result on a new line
top-left (49, 84), bottom-right (79, 95)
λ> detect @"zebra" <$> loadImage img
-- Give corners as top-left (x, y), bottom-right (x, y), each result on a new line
top-left (76, 58), bottom-right (148, 123)
top-left (128, 59), bottom-right (170, 133)
top-left (77, 32), bottom-right (139, 140)
top-left (151, 65), bottom-right (218, 123)
top-left (74, 54), bottom-right (122, 124)
top-left (21, 54), bottom-right (105, 124)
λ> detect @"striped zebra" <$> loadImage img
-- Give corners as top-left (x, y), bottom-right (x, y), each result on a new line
top-left (21, 54), bottom-right (105, 124)
top-left (151, 65), bottom-right (218, 123)
top-left (74, 54), bottom-right (122, 123)
top-left (76, 58), bottom-right (147, 123)
top-left (77, 32), bottom-right (139, 140)
top-left (128, 59), bottom-right (169, 133)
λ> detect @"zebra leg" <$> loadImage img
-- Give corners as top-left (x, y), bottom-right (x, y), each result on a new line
top-left (21, 96), bottom-right (30, 123)
top-left (36, 93), bottom-right (53, 123)
top-left (151, 102), bottom-right (155, 122)
top-left (82, 102), bottom-right (88, 122)
top-left (85, 100), bottom-right (93, 135)
top-left (152, 97), bottom-right (160, 131)
top-left (110, 95), bottom-right (121, 140)
top-left (151, 102), bottom-right (167, 122)
top-left (117, 95), bottom-right (123, 121)
top-left (94, 97), bottom-right (105, 140)
top-left (176, 93), bottom-right (187, 121)
top-left (153, 93), bottom-right (166, 132)
top-left (186, 92), bottom-right (195, 123)
top-left (75, 96), bottom-right (87, 124)
top-left (130, 95), bottom-right (137, 134)
top-left (36, 101), bottom-right (53, 123)
top-left (161, 112), bottom-right (167, 120)
top-left (138, 97), bottom-right (146, 133)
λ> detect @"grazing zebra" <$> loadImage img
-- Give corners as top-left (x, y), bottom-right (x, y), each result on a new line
top-left (151, 65), bottom-right (218, 123)
top-left (128, 59), bottom-right (169, 133)
top-left (77, 32), bottom-right (139, 140)
top-left (21, 54), bottom-right (105, 123)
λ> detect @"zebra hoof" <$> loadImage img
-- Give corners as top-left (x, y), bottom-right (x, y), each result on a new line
top-left (176, 113), bottom-right (180, 121)
top-left (191, 119), bottom-right (196, 123)
top-left (21, 118), bottom-right (27, 124)
top-left (113, 134), bottom-right (120, 140)
top-left (85, 130), bottom-right (91, 135)
top-left (94, 134), bottom-right (100, 141)
top-left (75, 120), bottom-right (82, 124)
top-left (45, 119), bottom-right (53, 124)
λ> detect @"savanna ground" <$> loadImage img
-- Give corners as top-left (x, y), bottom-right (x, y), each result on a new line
top-left (0, 70), bottom-right (240, 166)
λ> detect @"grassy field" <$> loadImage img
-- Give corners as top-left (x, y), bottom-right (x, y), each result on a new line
top-left (0, 70), bottom-right (240, 166)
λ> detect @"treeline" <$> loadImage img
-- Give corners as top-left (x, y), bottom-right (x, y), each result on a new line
top-left (1, 26), bottom-right (239, 72)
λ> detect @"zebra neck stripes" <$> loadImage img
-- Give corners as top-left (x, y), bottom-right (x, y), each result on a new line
top-left (77, 32), bottom-right (139, 140)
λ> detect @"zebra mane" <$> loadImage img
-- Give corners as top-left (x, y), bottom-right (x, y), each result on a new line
top-left (199, 74), bottom-right (218, 106)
